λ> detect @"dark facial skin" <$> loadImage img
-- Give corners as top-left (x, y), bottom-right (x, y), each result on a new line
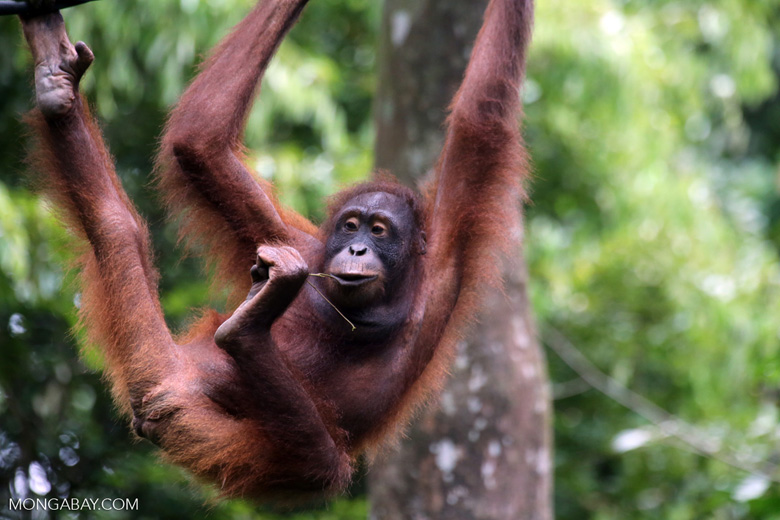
top-left (323, 192), bottom-right (419, 308)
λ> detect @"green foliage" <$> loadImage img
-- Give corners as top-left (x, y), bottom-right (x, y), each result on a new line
top-left (527, 0), bottom-right (780, 517)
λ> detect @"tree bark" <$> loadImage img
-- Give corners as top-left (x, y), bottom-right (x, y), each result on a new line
top-left (368, 1), bottom-right (553, 519)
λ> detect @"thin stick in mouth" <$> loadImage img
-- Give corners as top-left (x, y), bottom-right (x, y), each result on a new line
top-left (307, 274), bottom-right (356, 331)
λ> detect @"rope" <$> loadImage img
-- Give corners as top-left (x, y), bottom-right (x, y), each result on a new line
top-left (0, 0), bottom-right (98, 16)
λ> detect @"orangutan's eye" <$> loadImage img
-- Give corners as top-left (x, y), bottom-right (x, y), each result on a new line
top-left (344, 218), bottom-right (359, 232)
top-left (371, 223), bottom-right (387, 237)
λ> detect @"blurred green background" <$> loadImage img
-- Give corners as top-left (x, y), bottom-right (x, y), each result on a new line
top-left (1, 0), bottom-right (780, 518)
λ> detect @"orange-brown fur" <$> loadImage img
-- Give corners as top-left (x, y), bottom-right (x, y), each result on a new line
top-left (20, 0), bottom-right (533, 503)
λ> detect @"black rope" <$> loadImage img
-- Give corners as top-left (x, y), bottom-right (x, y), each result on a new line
top-left (0, 0), bottom-right (99, 16)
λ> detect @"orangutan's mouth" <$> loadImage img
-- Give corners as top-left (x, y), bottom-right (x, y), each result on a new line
top-left (330, 273), bottom-right (378, 286)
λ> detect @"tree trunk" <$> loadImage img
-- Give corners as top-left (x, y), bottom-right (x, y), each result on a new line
top-left (368, 1), bottom-right (553, 519)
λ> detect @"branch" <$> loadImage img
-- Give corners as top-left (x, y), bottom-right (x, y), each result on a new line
top-left (543, 325), bottom-right (780, 483)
